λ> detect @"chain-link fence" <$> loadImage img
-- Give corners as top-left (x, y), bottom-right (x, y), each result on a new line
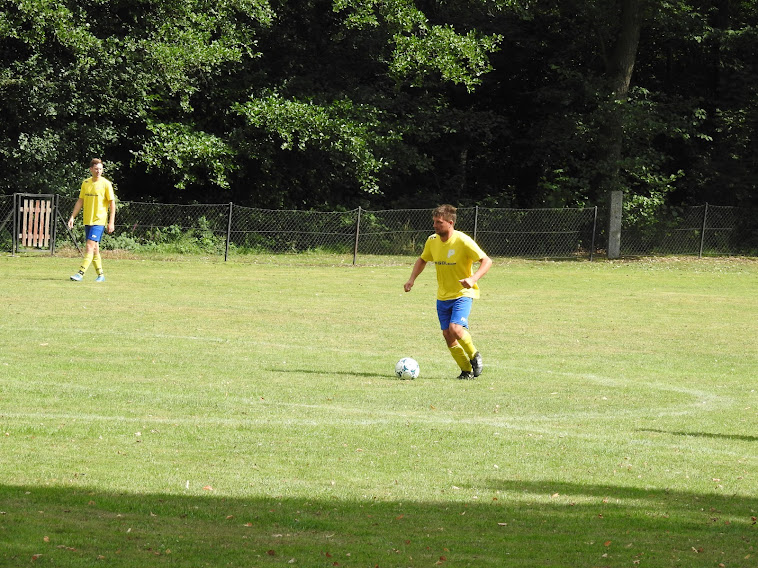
top-left (352, 207), bottom-right (598, 258)
top-left (620, 203), bottom-right (747, 257)
top-left (1, 193), bottom-right (753, 260)
top-left (0, 195), bottom-right (12, 251)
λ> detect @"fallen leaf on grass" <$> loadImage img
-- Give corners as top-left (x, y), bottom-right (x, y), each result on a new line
top-left (203, 485), bottom-right (213, 491)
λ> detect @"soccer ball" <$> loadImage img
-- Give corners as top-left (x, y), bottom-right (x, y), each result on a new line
top-left (395, 357), bottom-right (420, 380)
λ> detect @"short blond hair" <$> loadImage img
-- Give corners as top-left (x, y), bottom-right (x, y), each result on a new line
top-left (90, 158), bottom-right (103, 168)
top-left (432, 204), bottom-right (457, 224)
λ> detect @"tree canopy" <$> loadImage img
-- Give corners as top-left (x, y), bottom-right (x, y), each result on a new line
top-left (1, 0), bottom-right (755, 210)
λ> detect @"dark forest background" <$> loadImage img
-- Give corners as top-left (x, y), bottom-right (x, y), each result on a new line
top-left (1, 0), bottom-right (756, 220)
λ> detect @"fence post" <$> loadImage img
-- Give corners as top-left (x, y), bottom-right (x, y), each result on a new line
top-left (607, 191), bottom-right (623, 259)
top-left (590, 206), bottom-right (598, 261)
top-left (11, 193), bottom-right (17, 256)
top-left (473, 205), bottom-right (479, 241)
top-left (698, 203), bottom-right (708, 258)
top-left (51, 194), bottom-right (59, 255)
top-left (353, 206), bottom-right (362, 265)
top-left (225, 202), bottom-right (233, 262)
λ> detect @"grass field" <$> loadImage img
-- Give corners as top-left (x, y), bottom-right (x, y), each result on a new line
top-left (1, 254), bottom-right (756, 567)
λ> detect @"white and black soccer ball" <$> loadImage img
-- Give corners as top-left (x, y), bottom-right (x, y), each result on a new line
top-left (395, 357), bottom-right (420, 380)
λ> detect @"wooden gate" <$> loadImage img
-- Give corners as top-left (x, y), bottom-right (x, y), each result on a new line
top-left (13, 193), bottom-right (58, 254)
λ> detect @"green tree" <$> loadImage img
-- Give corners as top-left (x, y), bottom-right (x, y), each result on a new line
top-left (0, 0), bottom-right (273, 196)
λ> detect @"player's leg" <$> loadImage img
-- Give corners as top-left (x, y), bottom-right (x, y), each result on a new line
top-left (448, 297), bottom-right (483, 377)
top-left (71, 228), bottom-right (97, 281)
top-left (92, 239), bottom-right (105, 281)
top-left (456, 328), bottom-right (483, 377)
top-left (438, 299), bottom-right (474, 379)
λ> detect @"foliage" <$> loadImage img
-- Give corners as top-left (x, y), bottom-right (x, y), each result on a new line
top-left (97, 219), bottom-right (227, 254)
top-left (0, 0), bottom-right (756, 210)
top-left (233, 93), bottom-right (394, 194)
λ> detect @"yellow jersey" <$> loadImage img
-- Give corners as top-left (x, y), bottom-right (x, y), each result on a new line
top-left (79, 177), bottom-right (115, 226)
top-left (420, 230), bottom-right (487, 300)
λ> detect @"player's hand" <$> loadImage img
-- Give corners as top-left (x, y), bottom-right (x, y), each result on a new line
top-left (107, 223), bottom-right (115, 234)
top-left (404, 281), bottom-right (413, 292)
top-left (67, 218), bottom-right (74, 230)
top-left (459, 277), bottom-right (475, 289)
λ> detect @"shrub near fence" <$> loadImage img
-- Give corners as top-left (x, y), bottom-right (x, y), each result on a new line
top-left (1, 194), bottom-right (752, 260)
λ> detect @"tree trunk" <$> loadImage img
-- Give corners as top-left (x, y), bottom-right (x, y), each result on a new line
top-left (597, 0), bottom-right (643, 194)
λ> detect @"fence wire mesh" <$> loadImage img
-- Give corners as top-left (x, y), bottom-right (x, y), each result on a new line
top-left (0, 195), bottom-right (13, 248)
top-left (2, 194), bottom-right (753, 260)
top-left (231, 206), bottom-right (357, 254)
top-left (620, 204), bottom-right (746, 256)
top-left (355, 207), bottom-right (597, 258)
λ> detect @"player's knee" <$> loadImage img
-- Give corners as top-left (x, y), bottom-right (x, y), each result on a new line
top-left (448, 323), bottom-right (465, 338)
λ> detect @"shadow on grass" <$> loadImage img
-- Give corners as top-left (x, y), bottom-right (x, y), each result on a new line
top-left (1, 481), bottom-right (755, 567)
top-left (638, 428), bottom-right (758, 443)
top-left (271, 367), bottom-right (388, 380)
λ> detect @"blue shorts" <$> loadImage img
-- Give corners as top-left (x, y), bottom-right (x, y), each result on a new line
top-left (85, 225), bottom-right (105, 242)
top-left (437, 297), bottom-right (473, 330)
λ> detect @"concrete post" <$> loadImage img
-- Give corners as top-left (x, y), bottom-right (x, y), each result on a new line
top-left (607, 190), bottom-right (623, 259)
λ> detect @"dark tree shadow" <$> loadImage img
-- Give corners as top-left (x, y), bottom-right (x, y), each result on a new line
top-left (1, 479), bottom-right (755, 567)
top-left (638, 428), bottom-right (758, 443)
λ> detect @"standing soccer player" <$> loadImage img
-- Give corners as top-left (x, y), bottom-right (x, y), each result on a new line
top-left (68, 158), bottom-right (116, 282)
top-left (404, 204), bottom-right (492, 380)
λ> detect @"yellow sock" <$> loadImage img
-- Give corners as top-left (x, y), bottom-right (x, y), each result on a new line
top-left (93, 253), bottom-right (103, 275)
top-left (458, 330), bottom-right (478, 359)
top-left (449, 343), bottom-right (473, 372)
top-left (78, 252), bottom-right (94, 275)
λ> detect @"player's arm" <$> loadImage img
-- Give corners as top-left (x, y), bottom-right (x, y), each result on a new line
top-left (107, 199), bottom-right (116, 233)
top-left (404, 257), bottom-right (427, 292)
top-left (459, 255), bottom-right (492, 289)
top-left (68, 198), bottom-right (84, 229)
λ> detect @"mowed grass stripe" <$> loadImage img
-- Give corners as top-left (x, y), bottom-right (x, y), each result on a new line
top-left (1, 255), bottom-right (756, 567)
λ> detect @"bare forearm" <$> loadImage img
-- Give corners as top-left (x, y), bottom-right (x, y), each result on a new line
top-left (68, 199), bottom-right (83, 229)
top-left (107, 200), bottom-right (116, 232)
top-left (471, 256), bottom-right (492, 283)
top-left (459, 255), bottom-right (492, 289)
top-left (404, 257), bottom-right (427, 292)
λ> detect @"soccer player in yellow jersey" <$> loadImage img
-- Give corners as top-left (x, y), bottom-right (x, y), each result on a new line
top-left (404, 204), bottom-right (492, 379)
top-left (67, 158), bottom-right (116, 282)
